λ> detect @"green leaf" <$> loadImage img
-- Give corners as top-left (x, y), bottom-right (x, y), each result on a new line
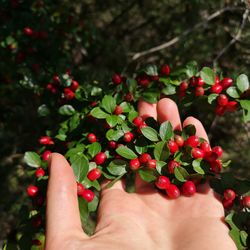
top-left (200, 67), bottom-right (215, 85)
top-left (106, 129), bottom-right (124, 141)
top-left (183, 124), bottom-right (196, 136)
top-left (207, 93), bottom-right (218, 104)
top-left (142, 91), bottom-right (159, 103)
top-left (240, 230), bottom-right (248, 246)
top-left (138, 169), bottom-right (157, 182)
top-left (101, 95), bottom-right (116, 114)
top-left (144, 64), bottom-right (158, 76)
top-left (106, 115), bottom-right (118, 127)
top-left (65, 144), bottom-right (85, 158)
top-left (37, 104), bottom-right (50, 117)
top-left (116, 146), bottom-right (137, 159)
top-left (88, 195), bottom-right (99, 212)
top-left (141, 126), bottom-right (159, 142)
top-left (159, 121), bottom-right (174, 141)
top-left (119, 102), bottom-right (130, 113)
top-left (24, 152), bottom-right (41, 168)
top-left (239, 100), bottom-right (250, 122)
top-left (78, 197), bottom-right (89, 227)
top-left (82, 178), bottom-right (101, 191)
top-left (236, 74), bottom-right (249, 93)
top-left (128, 110), bottom-right (138, 122)
top-left (156, 161), bottom-right (167, 174)
top-left (186, 61), bottom-right (198, 78)
top-left (91, 86), bottom-right (102, 96)
top-left (107, 159), bottom-right (127, 176)
top-left (70, 154), bottom-right (89, 182)
top-left (87, 142), bottom-right (101, 158)
top-left (58, 105), bottom-right (76, 115)
top-left (154, 141), bottom-right (169, 161)
top-left (55, 133), bottom-right (67, 141)
top-left (162, 84), bottom-right (176, 95)
top-left (174, 167), bottom-right (189, 182)
top-left (226, 87), bottom-right (240, 98)
top-left (90, 107), bottom-right (109, 119)
top-left (192, 159), bottom-right (205, 174)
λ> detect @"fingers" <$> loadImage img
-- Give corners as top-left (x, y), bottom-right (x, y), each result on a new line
top-left (183, 116), bottom-right (209, 142)
top-left (157, 98), bottom-right (182, 131)
top-left (138, 100), bottom-right (157, 120)
top-left (46, 153), bottom-right (86, 244)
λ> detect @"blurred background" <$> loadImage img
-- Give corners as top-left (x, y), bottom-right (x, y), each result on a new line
top-left (0, 0), bottom-right (250, 244)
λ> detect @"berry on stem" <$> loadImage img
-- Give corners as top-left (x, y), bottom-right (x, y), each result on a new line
top-left (82, 189), bottom-right (95, 202)
top-left (210, 84), bottom-right (222, 94)
top-left (139, 153), bottom-right (151, 164)
top-left (77, 182), bottom-right (85, 196)
top-left (195, 86), bottom-right (204, 96)
top-left (185, 135), bottom-right (199, 148)
top-left (200, 141), bottom-right (211, 153)
top-left (242, 196), bottom-right (250, 208)
top-left (94, 152), bottom-right (107, 165)
top-left (129, 158), bottom-right (140, 170)
top-left (108, 141), bottom-right (117, 149)
top-left (87, 133), bottom-right (97, 143)
top-left (212, 146), bottom-right (223, 158)
top-left (174, 135), bottom-right (184, 147)
top-left (196, 77), bottom-right (204, 86)
top-left (166, 184), bottom-right (180, 199)
top-left (168, 160), bottom-right (180, 174)
top-left (155, 176), bottom-right (170, 189)
top-left (223, 189), bottom-right (236, 201)
top-left (191, 148), bottom-right (204, 159)
top-left (210, 159), bottom-right (222, 173)
top-left (217, 94), bottom-right (228, 106)
top-left (146, 159), bottom-right (157, 169)
top-left (179, 81), bottom-right (189, 91)
top-left (39, 136), bottom-right (54, 145)
top-left (42, 150), bottom-right (52, 161)
top-left (87, 168), bottom-right (102, 181)
top-left (112, 73), bottom-right (122, 85)
top-left (114, 105), bottom-right (123, 115)
top-left (160, 64), bottom-right (171, 76)
top-left (133, 116), bottom-right (143, 127)
top-left (70, 80), bottom-right (79, 91)
top-left (123, 132), bottom-right (134, 143)
top-left (27, 185), bottom-right (38, 197)
top-left (181, 181), bottom-right (196, 196)
top-left (220, 77), bottom-right (233, 89)
top-left (35, 168), bottom-right (45, 178)
top-left (167, 140), bottom-right (179, 154)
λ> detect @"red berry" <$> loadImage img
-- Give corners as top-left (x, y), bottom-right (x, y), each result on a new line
top-left (242, 196), bottom-right (250, 208)
top-left (168, 160), bottom-right (180, 174)
top-left (125, 92), bottom-right (134, 102)
top-left (217, 94), bottom-right (228, 106)
top-left (185, 135), bottom-right (199, 148)
top-left (195, 86), bottom-right (204, 96)
top-left (112, 73), bottom-right (122, 85)
top-left (168, 140), bottom-right (179, 154)
top-left (139, 153), bottom-right (151, 164)
top-left (87, 168), bottom-right (102, 181)
top-left (191, 148), bottom-right (204, 159)
top-left (223, 189), bottom-right (236, 201)
top-left (64, 88), bottom-right (75, 100)
top-left (166, 184), bottom-right (180, 199)
top-left (215, 76), bottom-right (220, 84)
top-left (200, 142), bottom-right (211, 153)
top-left (222, 198), bottom-right (234, 210)
top-left (181, 181), bottom-right (196, 196)
top-left (108, 141), bottom-right (117, 149)
top-left (160, 64), bottom-right (171, 76)
top-left (123, 132), bottom-right (134, 143)
top-left (210, 159), bottom-right (222, 173)
top-left (90, 101), bottom-right (97, 107)
top-left (151, 75), bottom-right (160, 81)
top-left (114, 105), bottom-right (123, 115)
top-left (129, 158), bottom-right (140, 170)
top-left (133, 116), bottom-right (143, 127)
top-left (215, 105), bottom-right (226, 116)
top-left (196, 77), bottom-right (204, 86)
top-left (53, 74), bottom-right (60, 85)
top-left (42, 150), bottom-right (51, 161)
top-left (136, 74), bottom-right (151, 87)
top-left (35, 168), bottom-right (45, 178)
top-left (87, 133), bottom-right (97, 143)
top-left (204, 151), bottom-right (218, 162)
top-left (27, 185), bottom-right (38, 197)
top-left (179, 81), bottom-right (189, 91)
top-left (155, 176), bottom-right (170, 189)
top-left (210, 84), bottom-right (222, 94)
top-left (23, 27), bottom-right (33, 36)
top-left (190, 76), bottom-right (197, 87)
top-left (77, 182), bottom-right (85, 196)
top-left (178, 91), bottom-right (186, 99)
top-left (39, 136), bottom-right (54, 145)
top-left (82, 189), bottom-right (94, 202)
top-left (220, 77), bottom-right (233, 89)
top-left (226, 101), bottom-right (238, 112)
top-left (70, 80), bottom-right (79, 91)
top-left (174, 135), bottom-right (184, 147)
top-left (94, 152), bottom-right (107, 165)
top-left (147, 159), bottom-right (157, 169)
top-left (212, 146), bottom-right (223, 158)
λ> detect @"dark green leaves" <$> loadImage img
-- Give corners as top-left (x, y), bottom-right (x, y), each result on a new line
top-left (91, 107), bottom-right (109, 119)
top-left (106, 129), bottom-right (124, 141)
top-left (174, 167), bottom-right (189, 182)
top-left (159, 121), bottom-right (173, 141)
top-left (101, 95), bottom-right (116, 113)
top-left (200, 67), bottom-right (215, 85)
top-left (107, 160), bottom-right (127, 176)
top-left (186, 61), bottom-right (198, 78)
top-left (87, 142), bottom-right (101, 158)
top-left (141, 126), bottom-right (159, 142)
top-left (144, 64), bottom-right (158, 76)
top-left (116, 146), bottom-right (137, 159)
top-left (24, 152), bottom-right (41, 168)
top-left (154, 141), bottom-right (169, 161)
top-left (138, 169), bottom-right (157, 182)
top-left (106, 115), bottom-right (118, 127)
top-left (239, 100), bottom-right (250, 122)
top-left (236, 74), bottom-right (249, 93)
top-left (226, 87), bottom-right (240, 98)
top-left (37, 104), bottom-right (50, 117)
top-left (192, 159), bottom-right (205, 174)
top-left (58, 105), bottom-right (76, 115)
top-left (208, 93), bottom-right (218, 104)
top-left (70, 153), bottom-right (89, 182)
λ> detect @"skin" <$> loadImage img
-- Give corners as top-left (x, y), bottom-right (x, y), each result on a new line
top-left (45, 98), bottom-right (236, 250)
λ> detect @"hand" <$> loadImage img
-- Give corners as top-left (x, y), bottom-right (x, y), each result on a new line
top-left (45, 98), bottom-right (236, 250)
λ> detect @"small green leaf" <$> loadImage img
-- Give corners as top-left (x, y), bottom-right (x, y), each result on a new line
top-left (142, 91), bottom-right (159, 103)
top-left (226, 87), bottom-right (240, 98)
top-left (116, 146), bottom-right (137, 159)
top-left (65, 144), bottom-right (85, 158)
top-left (144, 64), bottom-right (158, 76)
top-left (87, 142), bottom-right (101, 158)
top-left (101, 95), bottom-right (116, 114)
top-left (24, 152), bottom-right (41, 168)
top-left (186, 61), bottom-right (198, 78)
top-left (78, 197), bottom-right (89, 227)
top-left (128, 110), bottom-right (139, 122)
top-left (106, 129), bottom-right (124, 141)
top-left (55, 133), bottom-right (67, 141)
top-left (107, 159), bottom-right (127, 176)
top-left (119, 102), bottom-right (130, 113)
top-left (106, 115), bottom-right (118, 127)
top-left (156, 161), bottom-right (167, 174)
top-left (162, 85), bottom-right (176, 95)
top-left (37, 104), bottom-right (50, 117)
top-left (90, 107), bottom-right (109, 119)
top-left (207, 93), bottom-right (218, 104)
top-left (239, 100), bottom-right (250, 122)
top-left (200, 67), bottom-right (215, 85)
top-left (88, 195), bottom-right (99, 212)
top-left (91, 86), bottom-right (102, 96)
top-left (174, 167), bottom-right (187, 182)
top-left (70, 153), bottom-right (89, 182)
top-left (192, 159), bottom-right (205, 174)
top-left (154, 141), bottom-right (169, 161)
top-left (138, 169), bottom-right (157, 182)
top-left (58, 105), bottom-right (76, 115)
top-left (141, 126), bottom-right (159, 142)
top-left (236, 74), bottom-right (249, 93)
top-left (159, 121), bottom-right (174, 141)
top-left (239, 230), bottom-right (248, 246)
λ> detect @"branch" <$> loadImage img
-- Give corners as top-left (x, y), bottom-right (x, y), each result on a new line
top-left (213, 8), bottom-right (249, 65)
top-left (130, 6), bottom-right (244, 61)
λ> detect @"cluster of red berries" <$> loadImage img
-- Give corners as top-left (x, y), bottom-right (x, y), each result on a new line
top-left (77, 182), bottom-right (95, 202)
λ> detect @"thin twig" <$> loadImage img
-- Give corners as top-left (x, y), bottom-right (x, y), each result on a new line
top-left (130, 7), bottom-right (244, 61)
top-left (213, 8), bottom-right (249, 65)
